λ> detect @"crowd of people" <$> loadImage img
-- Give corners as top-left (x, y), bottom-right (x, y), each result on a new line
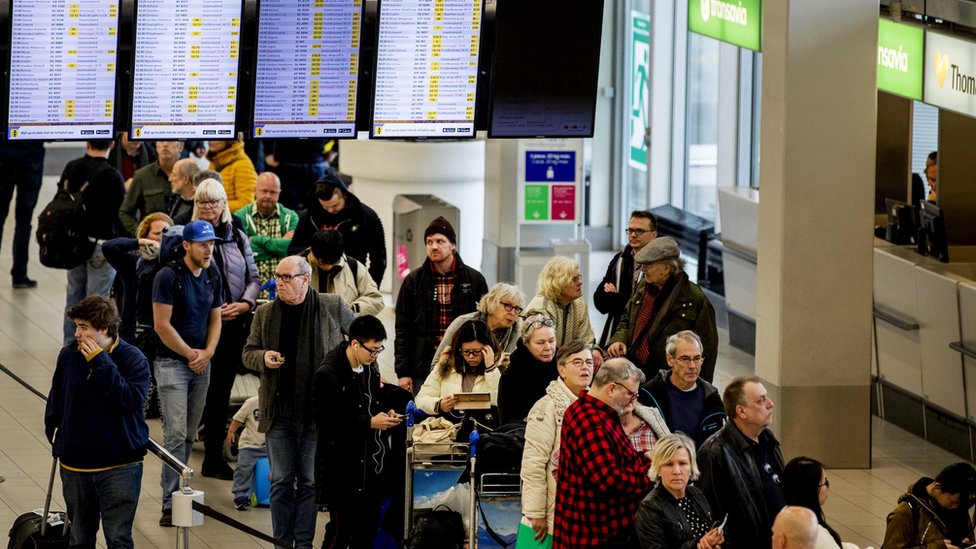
top-left (3, 137), bottom-right (970, 549)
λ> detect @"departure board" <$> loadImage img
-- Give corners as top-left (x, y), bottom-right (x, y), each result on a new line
top-left (371, 0), bottom-right (483, 138)
top-left (7, 0), bottom-right (120, 141)
top-left (130, 0), bottom-right (243, 140)
top-left (252, 0), bottom-right (362, 139)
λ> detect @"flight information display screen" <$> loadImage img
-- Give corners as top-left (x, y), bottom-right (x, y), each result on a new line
top-left (7, 0), bottom-right (120, 140)
top-left (252, 0), bottom-right (362, 139)
top-left (130, 0), bottom-right (243, 140)
top-left (371, 0), bottom-right (482, 138)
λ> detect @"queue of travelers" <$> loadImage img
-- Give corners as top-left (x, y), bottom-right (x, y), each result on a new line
top-left (12, 138), bottom-right (971, 549)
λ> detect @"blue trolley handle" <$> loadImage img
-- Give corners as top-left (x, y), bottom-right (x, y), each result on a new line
top-left (405, 401), bottom-right (427, 428)
top-left (468, 429), bottom-right (481, 458)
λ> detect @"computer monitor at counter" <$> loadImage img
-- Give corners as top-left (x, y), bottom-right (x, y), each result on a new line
top-left (917, 201), bottom-right (949, 263)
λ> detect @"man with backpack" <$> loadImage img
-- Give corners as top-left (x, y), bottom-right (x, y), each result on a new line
top-left (152, 220), bottom-right (223, 527)
top-left (57, 140), bottom-right (125, 345)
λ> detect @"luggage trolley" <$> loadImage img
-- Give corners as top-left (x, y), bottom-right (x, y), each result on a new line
top-left (404, 401), bottom-right (480, 547)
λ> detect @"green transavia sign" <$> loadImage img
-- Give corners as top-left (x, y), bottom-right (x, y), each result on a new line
top-left (877, 19), bottom-right (924, 101)
top-left (687, 0), bottom-right (762, 52)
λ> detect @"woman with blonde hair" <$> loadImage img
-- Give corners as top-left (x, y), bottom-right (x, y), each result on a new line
top-left (526, 256), bottom-right (596, 348)
top-left (636, 433), bottom-right (724, 549)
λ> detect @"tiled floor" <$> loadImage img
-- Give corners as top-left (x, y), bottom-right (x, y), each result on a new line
top-left (0, 144), bottom-right (969, 547)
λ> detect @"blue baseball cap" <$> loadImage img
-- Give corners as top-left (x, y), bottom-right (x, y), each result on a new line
top-left (183, 220), bottom-right (217, 242)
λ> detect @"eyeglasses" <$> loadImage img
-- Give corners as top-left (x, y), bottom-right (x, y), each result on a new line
top-left (672, 354), bottom-right (704, 365)
top-left (819, 478), bottom-right (830, 489)
top-left (459, 347), bottom-right (485, 358)
top-left (273, 272), bottom-right (306, 283)
top-left (563, 358), bottom-right (594, 369)
top-left (615, 382), bottom-right (639, 401)
top-left (570, 274), bottom-right (582, 283)
top-left (522, 317), bottom-right (555, 332)
top-left (357, 341), bottom-right (385, 356)
top-left (499, 301), bottom-right (524, 314)
top-left (625, 228), bottom-right (651, 236)
top-left (196, 199), bottom-right (223, 208)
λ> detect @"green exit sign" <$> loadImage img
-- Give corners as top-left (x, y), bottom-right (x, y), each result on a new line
top-left (688, 0), bottom-right (762, 52)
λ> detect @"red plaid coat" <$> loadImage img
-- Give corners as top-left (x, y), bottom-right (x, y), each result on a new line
top-left (553, 391), bottom-right (653, 548)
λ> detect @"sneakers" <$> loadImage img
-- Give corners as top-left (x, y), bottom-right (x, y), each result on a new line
top-left (200, 461), bottom-right (234, 480)
top-left (159, 509), bottom-right (173, 527)
top-left (234, 496), bottom-right (248, 511)
top-left (12, 278), bottom-right (37, 289)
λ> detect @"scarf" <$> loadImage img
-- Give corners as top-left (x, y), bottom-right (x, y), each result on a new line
top-left (264, 287), bottom-right (322, 428)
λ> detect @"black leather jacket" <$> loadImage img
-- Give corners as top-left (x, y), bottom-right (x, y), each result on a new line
top-left (697, 423), bottom-right (784, 549)
top-left (637, 369), bottom-right (726, 447)
top-left (636, 484), bottom-right (715, 549)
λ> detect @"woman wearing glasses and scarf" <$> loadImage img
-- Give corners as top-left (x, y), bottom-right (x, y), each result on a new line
top-left (497, 310), bottom-right (559, 424)
top-left (429, 283), bottom-right (526, 376)
top-left (415, 319), bottom-right (503, 423)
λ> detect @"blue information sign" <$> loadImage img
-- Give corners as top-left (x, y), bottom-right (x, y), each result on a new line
top-left (525, 151), bottom-right (576, 182)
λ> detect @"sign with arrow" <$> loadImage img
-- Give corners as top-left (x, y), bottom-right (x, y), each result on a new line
top-left (517, 139), bottom-right (582, 224)
top-left (551, 184), bottom-right (576, 221)
top-left (524, 185), bottom-right (550, 221)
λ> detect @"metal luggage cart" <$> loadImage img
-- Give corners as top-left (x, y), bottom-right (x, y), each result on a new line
top-left (475, 471), bottom-right (522, 547)
top-left (403, 401), bottom-right (481, 547)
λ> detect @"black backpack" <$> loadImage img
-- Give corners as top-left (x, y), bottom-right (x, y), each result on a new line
top-left (35, 164), bottom-right (110, 269)
top-left (407, 506), bottom-right (464, 549)
top-left (477, 422), bottom-right (525, 478)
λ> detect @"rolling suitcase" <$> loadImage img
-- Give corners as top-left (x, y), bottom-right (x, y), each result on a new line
top-left (6, 456), bottom-right (70, 549)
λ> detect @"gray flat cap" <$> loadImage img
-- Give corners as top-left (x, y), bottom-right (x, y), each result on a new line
top-left (634, 236), bottom-right (680, 264)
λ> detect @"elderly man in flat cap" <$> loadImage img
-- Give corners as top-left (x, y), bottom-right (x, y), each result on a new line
top-left (606, 237), bottom-right (718, 382)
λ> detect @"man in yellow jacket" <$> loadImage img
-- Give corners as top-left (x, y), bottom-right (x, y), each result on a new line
top-left (208, 136), bottom-right (257, 213)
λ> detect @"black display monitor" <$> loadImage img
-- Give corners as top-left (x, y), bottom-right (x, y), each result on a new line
top-left (129, 0), bottom-right (246, 140)
top-left (5, 0), bottom-right (121, 141)
top-left (251, 0), bottom-right (364, 139)
top-left (884, 198), bottom-right (916, 245)
top-left (917, 201), bottom-right (949, 263)
top-left (487, 0), bottom-right (604, 138)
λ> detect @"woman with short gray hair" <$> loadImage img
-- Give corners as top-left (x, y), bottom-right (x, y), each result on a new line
top-left (429, 282), bottom-right (525, 373)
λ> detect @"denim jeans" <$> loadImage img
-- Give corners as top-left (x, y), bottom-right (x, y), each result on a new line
top-left (0, 153), bottom-right (43, 281)
top-left (155, 356), bottom-right (210, 510)
top-left (265, 400), bottom-right (317, 548)
top-left (60, 462), bottom-right (142, 549)
top-left (231, 446), bottom-right (268, 500)
top-left (63, 243), bottom-right (116, 344)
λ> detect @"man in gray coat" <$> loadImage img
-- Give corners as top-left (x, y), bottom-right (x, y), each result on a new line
top-left (242, 255), bottom-right (353, 549)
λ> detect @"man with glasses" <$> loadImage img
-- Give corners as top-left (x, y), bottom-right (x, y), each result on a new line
top-left (594, 210), bottom-right (656, 347)
top-left (313, 314), bottom-right (411, 549)
top-left (119, 140), bottom-right (184, 236)
top-left (637, 330), bottom-right (726, 447)
top-left (697, 376), bottom-right (784, 549)
top-left (554, 358), bottom-right (653, 549)
top-left (242, 255), bottom-right (353, 549)
top-left (606, 236), bottom-right (718, 382)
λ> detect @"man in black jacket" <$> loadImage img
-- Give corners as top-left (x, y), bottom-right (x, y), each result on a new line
top-left (697, 376), bottom-right (785, 549)
top-left (593, 210), bottom-right (656, 347)
top-left (394, 216), bottom-right (487, 391)
top-left (637, 330), bottom-right (725, 447)
top-left (60, 139), bottom-right (126, 345)
top-left (313, 315), bottom-right (410, 549)
top-left (287, 170), bottom-right (386, 285)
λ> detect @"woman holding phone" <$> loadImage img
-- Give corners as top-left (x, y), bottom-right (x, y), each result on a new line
top-left (636, 433), bottom-right (724, 549)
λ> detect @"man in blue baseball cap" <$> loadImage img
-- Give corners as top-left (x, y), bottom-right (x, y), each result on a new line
top-left (152, 219), bottom-right (224, 527)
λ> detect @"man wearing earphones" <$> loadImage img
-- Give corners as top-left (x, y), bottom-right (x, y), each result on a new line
top-left (242, 255), bottom-right (354, 549)
top-left (313, 315), bottom-right (411, 549)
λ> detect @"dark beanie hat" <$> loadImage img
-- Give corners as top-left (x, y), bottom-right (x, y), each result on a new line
top-left (424, 216), bottom-right (456, 244)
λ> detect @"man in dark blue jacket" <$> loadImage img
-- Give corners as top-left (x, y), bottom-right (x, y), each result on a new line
top-left (45, 295), bottom-right (149, 549)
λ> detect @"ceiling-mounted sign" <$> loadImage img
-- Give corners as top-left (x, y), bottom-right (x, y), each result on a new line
top-left (924, 31), bottom-right (976, 118)
top-left (687, 0), bottom-right (761, 52)
top-left (877, 20), bottom-right (924, 101)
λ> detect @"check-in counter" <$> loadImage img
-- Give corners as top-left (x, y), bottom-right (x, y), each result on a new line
top-left (873, 243), bottom-right (976, 459)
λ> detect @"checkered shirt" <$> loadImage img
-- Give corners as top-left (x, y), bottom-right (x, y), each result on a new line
top-left (553, 391), bottom-right (653, 548)
top-left (432, 268), bottom-right (455, 345)
top-left (252, 209), bottom-right (282, 295)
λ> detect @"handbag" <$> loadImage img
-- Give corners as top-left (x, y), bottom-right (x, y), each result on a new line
top-left (412, 417), bottom-right (461, 455)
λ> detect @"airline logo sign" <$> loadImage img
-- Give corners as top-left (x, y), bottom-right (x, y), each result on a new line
top-left (688, 0), bottom-right (761, 52)
top-left (877, 20), bottom-right (923, 100)
top-left (924, 31), bottom-right (976, 117)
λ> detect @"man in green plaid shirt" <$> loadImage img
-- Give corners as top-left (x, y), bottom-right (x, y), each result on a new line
top-left (235, 173), bottom-right (299, 298)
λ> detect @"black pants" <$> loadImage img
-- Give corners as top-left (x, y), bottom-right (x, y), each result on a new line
top-left (201, 314), bottom-right (249, 467)
top-left (321, 492), bottom-right (383, 549)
